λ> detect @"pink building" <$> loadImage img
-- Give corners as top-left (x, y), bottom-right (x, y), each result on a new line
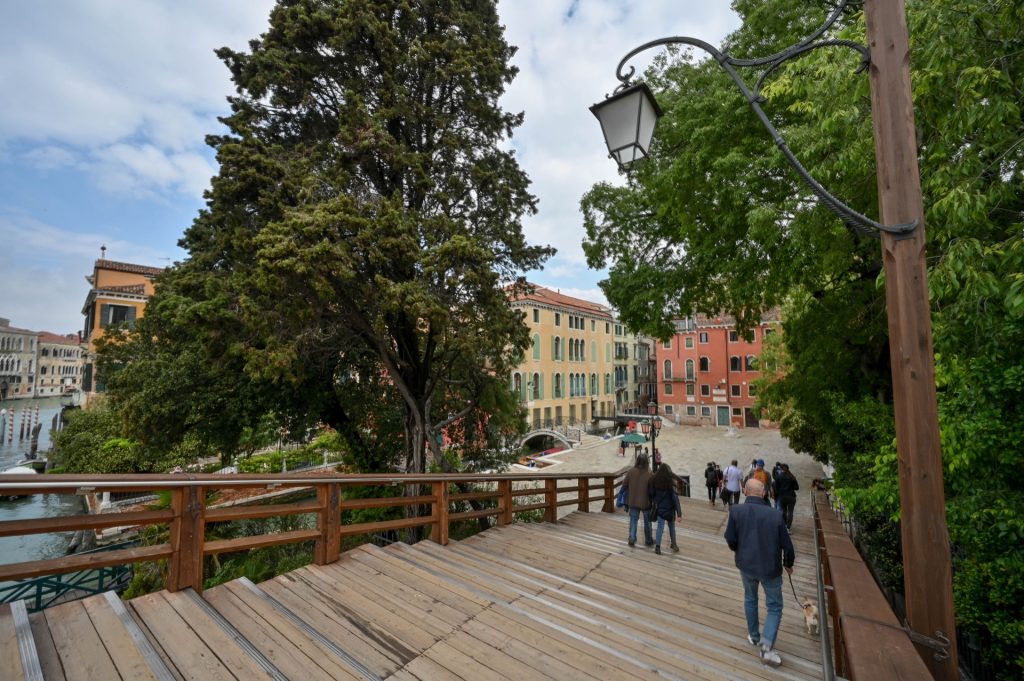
top-left (654, 310), bottom-right (781, 428)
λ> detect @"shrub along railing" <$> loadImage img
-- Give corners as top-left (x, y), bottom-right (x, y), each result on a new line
top-left (0, 469), bottom-right (630, 594)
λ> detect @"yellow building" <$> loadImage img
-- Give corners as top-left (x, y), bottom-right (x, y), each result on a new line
top-left (80, 258), bottom-right (164, 392)
top-left (509, 285), bottom-right (625, 429)
top-left (36, 332), bottom-right (85, 396)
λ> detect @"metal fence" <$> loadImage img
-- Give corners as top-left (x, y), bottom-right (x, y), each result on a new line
top-left (0, 541), bottom-right (135, 612)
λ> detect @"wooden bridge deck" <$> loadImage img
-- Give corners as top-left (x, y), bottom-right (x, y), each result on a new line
top-left (2, 498), bottom-right (825, 680)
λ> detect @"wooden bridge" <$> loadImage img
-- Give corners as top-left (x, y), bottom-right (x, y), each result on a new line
top-left (0, 471), bottom-right (936, 680)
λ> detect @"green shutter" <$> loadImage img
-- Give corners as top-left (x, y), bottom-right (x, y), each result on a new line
top-left (533, 334), bottom-right (541, 360)
top-left (539, 373), bottom-right (545, 399)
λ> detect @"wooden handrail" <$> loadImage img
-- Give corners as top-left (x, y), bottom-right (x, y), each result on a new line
top-left (812, 491), bottom-right (934, 680)
top-left (0, 468), bottom-right (631, 593)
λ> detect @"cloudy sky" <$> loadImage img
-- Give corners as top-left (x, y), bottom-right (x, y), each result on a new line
top-left (0, 1), bottom-right (739, 334)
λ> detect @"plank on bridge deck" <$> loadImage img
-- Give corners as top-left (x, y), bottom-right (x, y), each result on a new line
top-left (130, 590), bottom-right (263, 681)
top-left (28, 612), bottom-right (65, 681)
top-left (303, 562), bottom-right (457, 639)
top-left (43, 599), bottom-right (121, 681)
top-left (258, 571), bottom-right (408, 678)
top-left (278, 567), bottom-right (440, 651)
top-left (326, 554), bottom-right (476, 628)
top-left (79, 594), bottom-right (163, 681)
top-left (0, 603), bottom-right (27, 681)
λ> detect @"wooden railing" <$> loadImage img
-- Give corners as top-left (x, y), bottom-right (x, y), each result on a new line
top-left (0, 469), bottom-right (629, 594)
top-left (813, 490), bottom-right (935, 679)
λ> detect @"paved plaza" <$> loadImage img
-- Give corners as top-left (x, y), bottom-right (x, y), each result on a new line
top-left (542, 420), bottom-right (827, 520)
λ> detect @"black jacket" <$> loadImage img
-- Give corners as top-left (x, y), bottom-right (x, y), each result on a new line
top-left (774, 471), bottom-right (800, 500)
top-left (724, 497), bottom-right (795, 580)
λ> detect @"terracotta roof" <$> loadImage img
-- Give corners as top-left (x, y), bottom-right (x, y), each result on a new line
top-left (38, 332), bottom-right (80, 345)
top-left (95, 259), bottom-right (165, 277)
top-left (690, 307), bottom-right (782, 327)
top-left (102, 284), bottom-right (147, 295)
top-left (509, 284), bottom-right (613, 320)
top-left (0, 321), bottom-right (37, 334)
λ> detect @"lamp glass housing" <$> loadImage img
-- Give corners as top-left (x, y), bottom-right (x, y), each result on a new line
top-left (590, 82), bottom-right (663, 168)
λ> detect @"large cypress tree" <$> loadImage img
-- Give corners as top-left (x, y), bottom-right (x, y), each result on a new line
top-left (104, 0), bottom-right (552, 474)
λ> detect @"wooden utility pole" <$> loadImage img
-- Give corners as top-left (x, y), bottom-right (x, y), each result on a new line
top-left (863, 1), bottom-right (958, 678)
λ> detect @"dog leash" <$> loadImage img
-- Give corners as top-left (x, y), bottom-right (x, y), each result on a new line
top-left (788, 570), bottom-right (802, 602)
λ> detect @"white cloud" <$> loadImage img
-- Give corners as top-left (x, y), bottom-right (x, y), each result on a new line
top-left (91, 144), bottom-right (215, 198)
top-left (21, 146), bottom-right (77, 171)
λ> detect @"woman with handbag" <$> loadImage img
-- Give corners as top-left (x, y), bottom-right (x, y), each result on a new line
top-left (648, 463), bottom-right (682, 554)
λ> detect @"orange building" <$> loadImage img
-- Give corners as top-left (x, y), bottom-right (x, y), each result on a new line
top-left (655, 310), bottom-right (781, 428)
top-left (80, 258), bottom-right (164, 392)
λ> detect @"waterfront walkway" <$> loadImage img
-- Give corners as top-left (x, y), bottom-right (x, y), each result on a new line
top-left (1, 497), bottom-right (823, 680)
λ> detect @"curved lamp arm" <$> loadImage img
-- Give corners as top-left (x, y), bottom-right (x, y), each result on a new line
top-left (608, 0), bottom-right (916, 238)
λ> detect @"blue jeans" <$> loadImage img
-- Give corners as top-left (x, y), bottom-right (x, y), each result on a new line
top-left (655, 517), bottom-right (676, 547)
top-left (628, 507), bottom-right (653, 545)
top-left (740, 571), bottom-right (784, 648)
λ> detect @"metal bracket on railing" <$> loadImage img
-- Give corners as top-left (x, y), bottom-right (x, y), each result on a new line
top-left (75, 486), bottom-right (95, 495)
top-left (903, 623), bottom-right (951, 662)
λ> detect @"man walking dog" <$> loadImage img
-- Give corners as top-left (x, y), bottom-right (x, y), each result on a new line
top-left (724, 478), bottom-right (795, 667)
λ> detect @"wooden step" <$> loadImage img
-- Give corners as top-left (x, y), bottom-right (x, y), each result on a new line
top-left (1, 600), bottom-right (42, 681)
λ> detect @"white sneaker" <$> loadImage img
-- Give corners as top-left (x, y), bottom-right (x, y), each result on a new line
top-left (747, 634), bottom-right (760, 647)
top-left (759, 645), bottom-right (782, 667)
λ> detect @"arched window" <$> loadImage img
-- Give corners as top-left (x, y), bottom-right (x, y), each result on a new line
top-left (532, 372), bottom-right (540, 399)
top-left (591, 373), bottom-right (597, 395)
top-left (554, 373), bottom-right (562, 398)
top-left (554, 336), bottom-right (562, 360)
top-left (746, 355), bottom-right (757, 371)
top-left (663, 360), bottom-right (672, 379)
top-left (686, 359), bottom-right (695, 380)
top-left (513, 373), bottom-right (522, 397)
top-left (699, 356), bottom-right (710, 372)
top-left (730, 356), bottom-right (742, 372)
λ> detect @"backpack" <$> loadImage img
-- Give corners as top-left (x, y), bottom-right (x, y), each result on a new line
top-left (705, 467), bottom-right (718, 485)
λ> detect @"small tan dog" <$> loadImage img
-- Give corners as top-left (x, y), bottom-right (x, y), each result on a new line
top-left (801, 597), bottom-right (820, 636)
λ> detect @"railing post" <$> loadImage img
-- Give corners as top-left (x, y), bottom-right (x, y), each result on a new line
top-left (602, 476), bottom-right (615, 513)
top-left (168, 486), bottom-right (205, 593)
top-left (315, 482), bottom-right (341, 565)
top-left (498, 480), bottom-right (513, 526)
top-left (578, 477), bottom-right (590, 513)
top-left (431, 481), bottom-right (449, 545)
top-left (544, 478), bottom-right (557, 523)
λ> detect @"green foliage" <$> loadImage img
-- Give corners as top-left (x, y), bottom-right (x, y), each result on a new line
top-left (582, 0), bottom-right (1024, 671)
top-left (51, 402), bottom-right (185, 474)
top-left (95, 0), bottom-right (549, 477)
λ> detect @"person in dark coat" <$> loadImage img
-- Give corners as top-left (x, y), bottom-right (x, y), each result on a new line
top-left (724, 478), bottom-right (795, 668)
top-left (773, 463), bottom-right (800, 529)
top-left (622, 453), bottom-right (654, 548)
top-left (704, 461), bottom-right (720, 506)
top-left (648, 463), bottom-right (682, 554)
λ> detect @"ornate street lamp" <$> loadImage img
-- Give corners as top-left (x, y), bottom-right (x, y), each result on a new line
top-left (640, 409), bottom-right (662, 470)
top-left (590, 0), bottom-right (956, 676)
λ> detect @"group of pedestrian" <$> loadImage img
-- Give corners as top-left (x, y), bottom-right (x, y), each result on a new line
top-left (620, 452), bottom-right (802, 668)
top-left (703, 458), bottom-right (800, 528)
top-left (620, 453), bottom-right (681, 554)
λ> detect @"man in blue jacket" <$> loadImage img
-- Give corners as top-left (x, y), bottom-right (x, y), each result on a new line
top-left (724, 478), bottom-right (795, 667)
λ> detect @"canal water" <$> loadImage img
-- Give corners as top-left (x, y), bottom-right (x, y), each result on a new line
top-left (0, 396), bottom-right (82, 565)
